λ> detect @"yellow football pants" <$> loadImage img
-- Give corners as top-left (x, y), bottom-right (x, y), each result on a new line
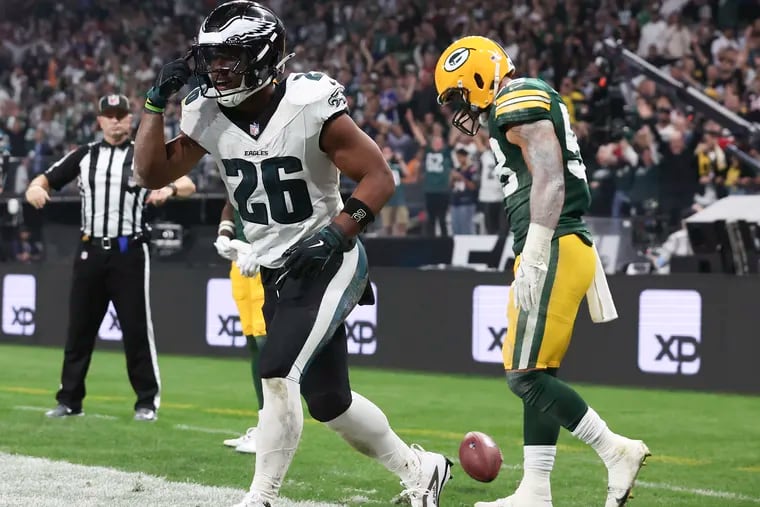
top-left (504, 234), bottom-right (595, 370)
top-left (230, 262), bottom-right (266, 337)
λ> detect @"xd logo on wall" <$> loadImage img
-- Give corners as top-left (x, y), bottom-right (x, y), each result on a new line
top-left (471, 285), bottom-right (510, 363)
top-left (2, 274), bottom-right (36, 336)
top-left (205, 278), bottom-right (379, 354)
top-left (345, 282), bottom-right (378, 356)
top-left (206, 278), bottom-right (247, 348)
top-left (638, 289), bottom-right (702, 375)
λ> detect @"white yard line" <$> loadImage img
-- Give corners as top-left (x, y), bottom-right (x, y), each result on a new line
top-left (174, 423), bottom-right (240, 435)
top-left (91, 413), bottom-right (119, 420)
top-left (14, 405), bottom-right (118, 420)
top-left (638, 481), bottom-right (760, 503)
top-left (13, 405), bottom-right (54, 412)
top-left (0, 453), bottom-right (345, 507)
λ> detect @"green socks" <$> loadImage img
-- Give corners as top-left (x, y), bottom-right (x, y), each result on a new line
top-left (506, 369), bottom-right (589, 434)
top-left (248, 335), bottom-right (267, 411)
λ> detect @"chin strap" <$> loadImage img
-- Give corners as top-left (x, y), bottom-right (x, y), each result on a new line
top-left (216, 77), bottom-right (272, 107)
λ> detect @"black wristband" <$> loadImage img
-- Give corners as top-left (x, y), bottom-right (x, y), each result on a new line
top-left (341, 197), bottom-right (375, 230)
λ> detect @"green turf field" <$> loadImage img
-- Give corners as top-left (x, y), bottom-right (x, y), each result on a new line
top-left (1, 343), bottom-right (759, 506)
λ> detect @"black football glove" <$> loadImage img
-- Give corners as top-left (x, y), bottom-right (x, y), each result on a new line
top-left (145, 56), bottom-right (191, 111)
top-left (282, 224), bottom-right (356, 280)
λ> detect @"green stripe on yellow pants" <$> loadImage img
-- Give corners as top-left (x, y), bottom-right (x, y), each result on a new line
top-left (504, 234), bottom-right (595, 371)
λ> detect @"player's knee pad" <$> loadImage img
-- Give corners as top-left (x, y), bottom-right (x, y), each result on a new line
top-left (505, 370), bottom-right (541, 400)
top-left (304, 389), bottom-right (352, 422)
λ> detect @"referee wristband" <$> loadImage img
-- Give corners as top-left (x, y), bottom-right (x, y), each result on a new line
top-left (341, 197), bottom-right (375, 231)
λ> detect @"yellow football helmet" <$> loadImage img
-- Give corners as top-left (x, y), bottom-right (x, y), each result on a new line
top-left (435, 36), bottom-right (515, 135)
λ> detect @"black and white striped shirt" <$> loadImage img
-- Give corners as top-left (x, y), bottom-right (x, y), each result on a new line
top-left (45, 140), bottom-right (149, 237)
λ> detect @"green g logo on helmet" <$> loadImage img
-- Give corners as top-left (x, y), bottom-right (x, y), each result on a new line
top-left (443, 47), bottom-right (472, 72)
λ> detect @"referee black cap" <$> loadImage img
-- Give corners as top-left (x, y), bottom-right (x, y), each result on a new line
top-left (98, 94), bottom-right (130, 115)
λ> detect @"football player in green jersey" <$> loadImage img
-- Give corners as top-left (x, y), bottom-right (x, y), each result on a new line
top-left (435, 36), bottom-right (650, 507)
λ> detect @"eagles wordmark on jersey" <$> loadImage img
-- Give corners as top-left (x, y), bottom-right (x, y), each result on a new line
top-left (181, 71), bottom-right (348, 268)
top-left (487, 77), bottom-right (593, 255)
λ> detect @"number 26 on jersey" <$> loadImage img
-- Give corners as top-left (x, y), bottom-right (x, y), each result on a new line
top-left (223, 156), bottom-right (313, 225)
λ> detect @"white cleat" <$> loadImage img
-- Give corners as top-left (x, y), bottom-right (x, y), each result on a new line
top-left (474, 491), bottom-right (553, 507)
top-left (223, 426), bottom-right (257, 448)
top-left (231, 491), bottom-right (271, 507)
top-left (605, 438), bottom-right (651, 507)
top-left (399, 444), bottom-right (453, 507)
top-left (134, 408), bottom-right (157, 421)
top-left (235, 428), bottom-right (258, 454)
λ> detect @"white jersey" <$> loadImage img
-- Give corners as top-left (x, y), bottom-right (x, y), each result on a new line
top-left (478, 149), bottom-right (503, 203)
top-left (180, 72), bottom-right (348, 268)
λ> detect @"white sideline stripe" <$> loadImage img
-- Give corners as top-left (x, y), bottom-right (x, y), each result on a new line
top-left (14, 405), bottom-right (53, 412)
top-left (91, 413), bottom-right (119, 420)
top-left (142, 242), bottom-right (162, 410)
top-left (638, 481), bottom-right (760, 503)
top-left (0, 453), bottom-right (345, 507)
top-left (13, 405), bottom-right (117, 420)
top-left (174, 423), bottom-right (240, 436)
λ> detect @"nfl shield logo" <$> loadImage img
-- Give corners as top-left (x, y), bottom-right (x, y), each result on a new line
top-left (250, 122), bottom-right (260, 136)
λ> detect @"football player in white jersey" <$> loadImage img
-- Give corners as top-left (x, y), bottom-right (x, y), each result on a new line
top-left (133, 2), bottom-right (452, 506)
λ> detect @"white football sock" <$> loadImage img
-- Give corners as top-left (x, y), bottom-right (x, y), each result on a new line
top-left (249, 378), bottom-right (303, 502)
top-left (325, 391), bottom-right (418, 484)
top-left (571, 407), bottom-right (620, 465)
top-left (517, 445), bottom-right (555, 500)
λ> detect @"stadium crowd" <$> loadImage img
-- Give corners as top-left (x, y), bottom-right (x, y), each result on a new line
top-left (1, 0), bottom-right (759, 243)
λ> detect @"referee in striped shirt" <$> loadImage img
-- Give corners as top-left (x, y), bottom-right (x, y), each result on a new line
top-left (24, 94), bottom-right (195, 421)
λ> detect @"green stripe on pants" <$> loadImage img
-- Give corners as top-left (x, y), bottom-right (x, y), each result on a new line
top-left (511, 295), bottom-right (530, 368)
top-left (516, 239), bottom-right (559, 369)
top-left (527, 239), bottom-right (560, 368)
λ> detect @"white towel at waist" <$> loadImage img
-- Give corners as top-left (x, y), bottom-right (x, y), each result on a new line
top-left (586, 244), bottom-right (618, 323)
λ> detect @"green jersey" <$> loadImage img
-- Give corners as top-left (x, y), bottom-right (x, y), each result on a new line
top-left (487, 77), bottom-right (592, 255)
top-left (387, 161), bottom-right (406, 206)
top-left (422, 147), bottom-right (452, 193)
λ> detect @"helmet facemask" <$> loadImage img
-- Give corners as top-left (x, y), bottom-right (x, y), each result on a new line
top-left (193, 41), bottom-right (287, 107)
top-left (438, 87), bottom-right (484, 136)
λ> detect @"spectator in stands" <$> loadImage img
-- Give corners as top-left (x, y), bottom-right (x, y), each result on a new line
top-left (11, 226), bottom-right (41, 263)
top-left (450, 148), bottom-right (479, 235)
top-left (723, 153), bottom-right (758, 195)
top-left (646, 209), bottom-right (695, 273)
top-left (379, 146), bottom-right (411, 237)
top-left (590, 144), bottom-right (616, 216)
top-left (474, 131), bottom-right (506, 235)
top-left (0, 0), bottom-right (757, 240)
top-left (662, 12), bottom-right (692, 60)
top-left (407, 109), bottom-right (451, 236)
top-left (694, 120), bottom-right (728, 207)
top-left (654, 125), bottom-right (702, 228)
top-left (638, 5), bottom-right (667, 57)
top-left (606, 137), bottom-right (640, 218)
top-left (629, 128), bottom-right (660, 215)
